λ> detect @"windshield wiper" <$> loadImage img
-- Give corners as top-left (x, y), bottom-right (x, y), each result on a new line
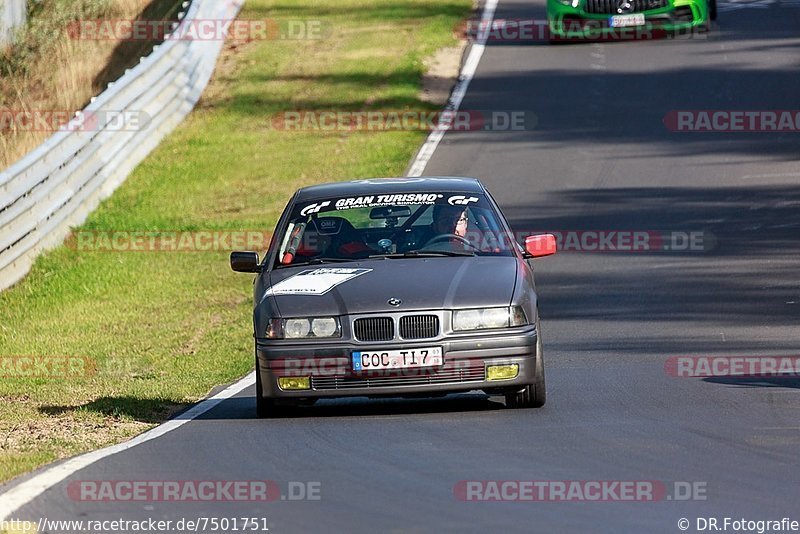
top-left (372, 250), bottom-right (475, 259)
top-left (279, 257), bottom-right (355, 267)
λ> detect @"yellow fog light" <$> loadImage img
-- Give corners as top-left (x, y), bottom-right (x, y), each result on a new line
top-left (487, 364), bottom-right (519, 381)
top-left (278, 377), bottom-right (311, 390)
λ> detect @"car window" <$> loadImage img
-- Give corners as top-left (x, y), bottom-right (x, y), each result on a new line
top-left (274, 192), bottom-right (517, 266)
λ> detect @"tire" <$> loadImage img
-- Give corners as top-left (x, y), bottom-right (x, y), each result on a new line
top-left (255, 353), bottom-right (288, 418)
top-left (255, 355), bottom-right (268, 418)
top-left (505, 317), bottom-right (546, 408)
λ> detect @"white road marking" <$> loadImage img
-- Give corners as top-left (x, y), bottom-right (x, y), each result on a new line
top-left (406, 0), bottom-right (499, 177)
top-left (0, 0), bottom-right (502, 520)
top-left (0, 372), bottom-right (256, 521)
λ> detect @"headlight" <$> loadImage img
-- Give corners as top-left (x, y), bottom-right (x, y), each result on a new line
top-left (482, 308), bottom-right (510, 329)
top-left (285, 318), bottom-right (311, 338)
top-left (455, 309), bottom-right (481, 330)
top-left (265, 317), bottom-right (341, 339)
top-left (452, 306), bottom-right (528, 331)
top-left (311, 317), bottom-right (338, 337)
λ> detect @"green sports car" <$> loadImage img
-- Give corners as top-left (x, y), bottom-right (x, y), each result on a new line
top-left (547, 0), bottom-right (716, 40)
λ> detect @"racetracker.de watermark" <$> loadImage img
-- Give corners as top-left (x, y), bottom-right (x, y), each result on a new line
top-left (457, 18), bottom-right (709, 42)
top-left (525, 230), bottom-right (710, 252)
top-left (665, 356), bottom-right (800, 377)
top-left (454, 480), bottom-right (707, 501)
top-left (67, 19), bottom-right (325, 41)
top-left (664, 111), bottom-right (800, 132)
top-left (67, 229), bottom-right (711, 253)
top-left (0, 110), bottom-right (149, 132)
top-left (0, 356), bottom-right (94, 378)
top-left (67, 480), bottom-right (321, 502)
top-left (270, 110), bottom-right (537, 132)
top-left (68, 230), bottom-right (272, 252)
top-left (0, 356), bottom-right (144, 379)
top-left (270, 357), bottom-right (492, 377)
top-left (34, 516), bottom-right (271, 533)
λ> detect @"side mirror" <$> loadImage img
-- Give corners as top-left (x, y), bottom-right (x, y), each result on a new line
top-left (524, 234), bottom-right (556, 258)
top-left (230, 251), bottom-right (261, 273)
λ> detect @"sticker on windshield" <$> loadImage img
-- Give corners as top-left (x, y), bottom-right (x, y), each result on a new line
top-left (334, 193), bottom-right (441, 210)
top-left (265, 268), bottom-right (373, 297)
top-left (447, 195), bottom-right (479, 206)
top-left (299, 201), bottom-right (331, 216)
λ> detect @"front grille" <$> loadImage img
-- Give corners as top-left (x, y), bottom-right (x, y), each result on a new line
top-left (353, 317), bottom-right (394, 342)
top-left (584, 0), bottom-right (667, 14)
top-left (399, 315), bottom-right (439, 340)
top-left (311, 365), bottom-right (486, 390)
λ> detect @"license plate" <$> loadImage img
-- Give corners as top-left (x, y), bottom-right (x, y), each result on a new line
top-left (352, 347), bottom-right (443, 371)
top-left (609, 14), bottom-right (645, 27)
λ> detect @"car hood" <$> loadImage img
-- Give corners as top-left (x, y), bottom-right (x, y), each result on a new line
top-left (265, 257), bottom-right (520, 316)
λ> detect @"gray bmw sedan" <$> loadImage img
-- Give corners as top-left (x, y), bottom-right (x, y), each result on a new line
top-left (231, 177), bottom-right (556, 417)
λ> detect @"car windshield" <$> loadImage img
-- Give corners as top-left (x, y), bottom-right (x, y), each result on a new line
top-left (274, 192), bottom-right (518, 266)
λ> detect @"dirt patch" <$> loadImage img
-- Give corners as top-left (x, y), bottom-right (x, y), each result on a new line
top-left (419, 38), bottom-right (468, 105)
top-left (198, 37), bottom-right (260, 108)
top-left (177, 313), bottom-right (224, 356)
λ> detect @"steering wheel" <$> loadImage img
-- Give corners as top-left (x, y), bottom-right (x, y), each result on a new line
top-left (422, 233), bottom-right (476, 250)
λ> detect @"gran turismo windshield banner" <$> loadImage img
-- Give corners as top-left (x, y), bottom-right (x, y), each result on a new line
top-left (297, 193), bottom-right (486, 217)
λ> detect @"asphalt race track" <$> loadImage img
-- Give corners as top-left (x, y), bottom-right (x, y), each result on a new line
top-left (4, 0), bottom-right (800, 532)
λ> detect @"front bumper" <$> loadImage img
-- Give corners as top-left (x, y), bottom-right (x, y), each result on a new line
top-left (256, 327), bottom-right (539, 400)
top-left (547, 0), bottom-right (708, 39)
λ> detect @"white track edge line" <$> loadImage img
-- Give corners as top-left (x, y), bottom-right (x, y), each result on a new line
top-left (406, 0), bottom-right (499, 177)
top-left (0, 372), bottom-right (256, 520)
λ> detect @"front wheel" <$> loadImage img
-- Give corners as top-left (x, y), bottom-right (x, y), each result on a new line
top-left (255, 355), bottom-right (268, 418)
top-left (255, 354), bottom-right (289, 418)
top-left (505, 318), bottom-right (546, 408)
top-left (505, 383), bottom-right (545, 408)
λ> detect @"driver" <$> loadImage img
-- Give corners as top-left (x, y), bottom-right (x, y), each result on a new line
top-left (413, 204), bottom-right (468, 249)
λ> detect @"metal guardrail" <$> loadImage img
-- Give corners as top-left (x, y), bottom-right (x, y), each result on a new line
top-left (0, 0), bottom-right (244, 292)
top-left (1, 0), bottom-right (27, 45)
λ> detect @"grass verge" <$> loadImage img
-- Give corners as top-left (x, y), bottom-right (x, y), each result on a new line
top-left (0, 0), bottom-right (472, 483)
